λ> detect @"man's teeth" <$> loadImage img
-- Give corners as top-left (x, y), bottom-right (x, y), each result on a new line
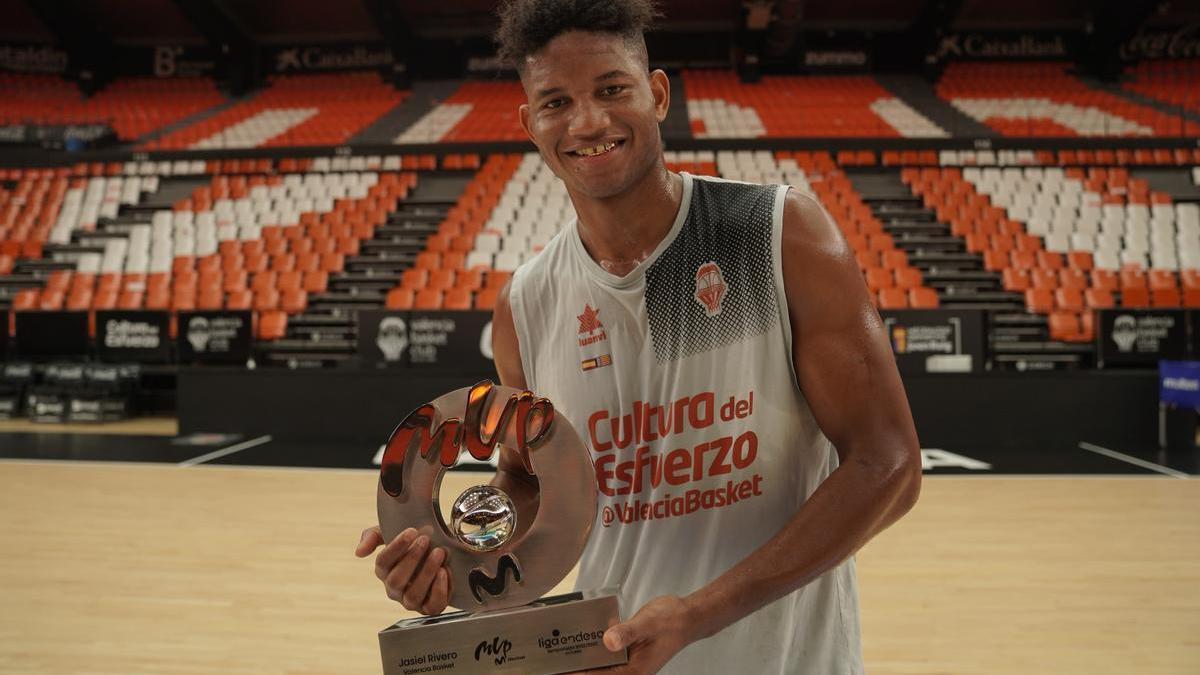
top-left (575, 142), bottom-right (618, 157)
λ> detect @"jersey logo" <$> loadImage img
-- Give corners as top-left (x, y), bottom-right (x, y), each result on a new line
top-left (694, 262), bottom-right (727, 317)
top-left (577, 304), bottom-right (607, 347)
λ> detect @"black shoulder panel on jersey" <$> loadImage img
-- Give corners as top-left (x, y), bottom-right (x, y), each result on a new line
top-left (645, 178), bottom-right (779, 364)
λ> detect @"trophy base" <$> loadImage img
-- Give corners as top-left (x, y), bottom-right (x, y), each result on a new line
top-left (379, 588), bottom-right (626, 675)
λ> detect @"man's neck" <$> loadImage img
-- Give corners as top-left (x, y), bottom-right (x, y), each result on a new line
top-left (571, 165), bottom-right (684, 278)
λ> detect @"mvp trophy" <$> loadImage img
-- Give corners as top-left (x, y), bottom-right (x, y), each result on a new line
top-left (376, 380), bottom-right (626, 674)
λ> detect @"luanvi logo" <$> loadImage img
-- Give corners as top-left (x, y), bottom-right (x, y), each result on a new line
top-left (474, 636), bottom-right (513, 666)
top-left (468, 554), bottom-right (522, 603)
top-left (577, 304), bottom-right (607, 347)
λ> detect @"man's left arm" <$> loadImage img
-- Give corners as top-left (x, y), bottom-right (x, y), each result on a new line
top-left (590, 189), bottom-right (923, 672)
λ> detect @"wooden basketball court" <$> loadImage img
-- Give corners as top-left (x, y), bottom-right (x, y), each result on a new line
top-left (1, 457), bottom-right (1196, 674)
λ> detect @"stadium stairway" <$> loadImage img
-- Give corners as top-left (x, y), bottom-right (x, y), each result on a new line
top-left (874, 74), bottom-right (995, 138)
top-left (1135, 167), bottom-right (1200, 201)
top-left (849, 170), bottom-right (1014, 309)
top-left (855, 169), bottom-right (1095, 370)
top-left (350, 80), bottom-right (460, 145)
top-left (136, 94), bottom-right (251, 149)
top-left (256, 171), bottom-right (472, 367)
top-left (661, 73), bottom-right (696, 141)
top-left (1082, 76), bottom-right (1200, 129)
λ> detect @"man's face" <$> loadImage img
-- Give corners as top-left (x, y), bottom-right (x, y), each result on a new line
top-left (518, 31), bottom-right (670, 201)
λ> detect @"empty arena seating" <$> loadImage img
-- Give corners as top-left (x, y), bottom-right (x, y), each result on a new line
top-left (1123, 59), bottom-right (1200, 117)
top-left (5, 158), bottom-right (417, 341)
top-left (716, 150), bottom-right (940, 308)
top-left (682, 70), bottom-right (947, 138)
top-left (147, 72), bottom-right (405, 150)
top-left (397, 81), bottom-right (528, 143)
top-left (387, 153), bottom-right (531, 310)
top-left (905, 165), bottom-right (1200, 342)
top-left (0, 74), bottom-right (225, 143)
top-left (937, 62), bottom-right (1200, 137)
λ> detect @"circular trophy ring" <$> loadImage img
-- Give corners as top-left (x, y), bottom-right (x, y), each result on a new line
top-left (377, 380), bottom-right (597, 612)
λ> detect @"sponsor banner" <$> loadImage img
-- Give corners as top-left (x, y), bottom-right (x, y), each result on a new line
top-left (799, 34), bottom-right (872, 73)
top-left (14, 312), bottom-right (90, 359)
top-left (0, 43), bottom-right (68, 74)
top-left (113, 45), bottom-right (217, 78)
top-left (178, 311), bottom-right (253, 364)
top-left (269, 43), bottom-right (396, 73)
top-left (1160, 360), bottom-right (1200, 409)
top-left (931, 31), bottom-right (1079, 62)
top-left (96, 311), bottom-right (171, 363)
top-left (802, 49), bottom-right (871, 71)
top-left (1120, 24), bottom-right (1200, 61)
top-left (880, 309), bottom-right (985, 374)
top-left (1097, 309), bottom-right (1189, 367)
top-left (358, 310), bottom-right (493, 371)
top-left (0, 123), bottom-right (117, 149)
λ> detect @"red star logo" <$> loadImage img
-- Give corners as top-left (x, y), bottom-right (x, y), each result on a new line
top-left (577, 304), bottom-right (603, 334)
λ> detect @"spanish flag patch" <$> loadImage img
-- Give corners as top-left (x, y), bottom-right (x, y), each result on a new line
top-left (581, 354), bottom-right (613, 372)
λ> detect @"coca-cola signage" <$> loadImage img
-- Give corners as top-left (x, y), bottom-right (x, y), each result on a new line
top-left (1120, 24), bottom-right (1200, 60)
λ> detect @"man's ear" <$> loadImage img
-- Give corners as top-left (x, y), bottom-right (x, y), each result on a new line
top-left (649, 69), bottom-right (671, 123)
top-left (518, 103), bottom-right (535, 143)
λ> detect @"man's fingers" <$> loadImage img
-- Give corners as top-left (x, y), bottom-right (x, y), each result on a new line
top-left (404, 547), bottom-right (447, 610)
top-left (373, 528), bottom-right (419, 581)
top-left (383, 534), bottom-right (431, 605)
top-left (421, 568), bottom-right (450, 616)
top-left (355, 526), bottom-right (383, 558)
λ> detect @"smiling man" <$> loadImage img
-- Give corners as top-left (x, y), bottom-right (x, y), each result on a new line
top-left (356, 1), bottom-right (923, 673)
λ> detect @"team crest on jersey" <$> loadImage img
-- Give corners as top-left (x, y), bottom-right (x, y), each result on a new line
top-left (577, 304), bottom-right (607, 347)
top-left (694, 262), bottom-right (727, 317)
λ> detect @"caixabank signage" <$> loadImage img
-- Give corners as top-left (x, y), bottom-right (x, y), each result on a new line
top-left (96, 311), bottom-right (171, 363)
top-left (358, 310), bottom-right (493, 372)
top-left (1097, 309), bottom-right (1190, 367)
top-left (270, 43), bottom-right (395, 73)
top-left (880, 309), bottom-right (985, 374)
top-left (177, 311), bottom-right (253, 364)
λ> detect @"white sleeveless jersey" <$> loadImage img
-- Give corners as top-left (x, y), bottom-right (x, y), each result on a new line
top-left (508, 173), bottom-right (863, 674)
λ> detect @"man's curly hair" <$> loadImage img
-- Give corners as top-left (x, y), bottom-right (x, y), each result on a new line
top-left (496, 0), bottom-right (659, 70)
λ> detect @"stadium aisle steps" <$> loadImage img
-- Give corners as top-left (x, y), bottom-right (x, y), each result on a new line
top-left (661, 73), bottom-right (695, 141)
top-left (849, 170), bottom-right (1017, 308)
top-left (1089, 74), bottom-right (1200, 128)
top-left (874, 74), bottom-right (996, 138)
top-left (351, 80), bottom-right (460, 145)
top-left (259, 172), bottom-right (473, 367)
top-left (136, 92), bottom-right (256, 147)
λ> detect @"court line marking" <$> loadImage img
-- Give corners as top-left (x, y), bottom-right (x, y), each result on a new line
top-left (1077, 441), bottom-right (1190, 479)
top-left (178, 435), bottom-right (273, 467)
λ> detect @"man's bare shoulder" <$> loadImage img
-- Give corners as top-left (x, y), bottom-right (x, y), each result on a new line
top-left (779, 188), bottom-right (857, 287)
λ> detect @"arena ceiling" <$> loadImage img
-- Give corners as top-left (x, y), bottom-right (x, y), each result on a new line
top-left (2, 0), bottom-right (1197, 45)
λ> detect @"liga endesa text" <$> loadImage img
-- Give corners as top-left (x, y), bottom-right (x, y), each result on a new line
top-left (585, 391), bottom-right (763, 526)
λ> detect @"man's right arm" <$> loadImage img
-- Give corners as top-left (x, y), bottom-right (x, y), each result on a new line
top-left (490, 279), bottom-right (541, 508)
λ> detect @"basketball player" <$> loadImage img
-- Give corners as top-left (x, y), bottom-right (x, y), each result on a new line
top-left (356, 1), bottom-right (922, 672)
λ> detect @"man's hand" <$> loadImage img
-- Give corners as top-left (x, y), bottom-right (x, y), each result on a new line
top-left (579, 595), bottom-right (696, 675)
top-left (355, 525), bottom-right (451, 616)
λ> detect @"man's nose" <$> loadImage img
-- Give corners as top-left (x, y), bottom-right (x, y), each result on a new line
top-left (568, 99), bottom-right (609, 138)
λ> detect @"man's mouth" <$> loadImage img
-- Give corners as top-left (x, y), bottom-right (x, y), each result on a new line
top-left (569, 140), bottom-right (623, 157)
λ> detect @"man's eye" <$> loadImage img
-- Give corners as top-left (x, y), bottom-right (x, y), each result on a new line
top-left (544, 99), bottom-right (565, 110)
top-left (601, 86), bottom-right (625, 96)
